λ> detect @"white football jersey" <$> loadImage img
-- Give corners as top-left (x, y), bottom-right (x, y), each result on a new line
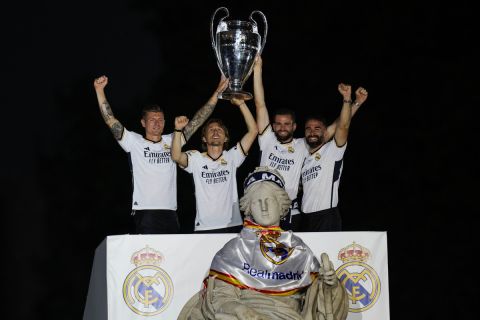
top-left (117, 129), bottom-right (179, 210)
top-left (184, 143), bottom-right (246, 231)
top-left (301, 139), bottom-right (347, 213)
top-left (258, 125), bottom-right (309, 209)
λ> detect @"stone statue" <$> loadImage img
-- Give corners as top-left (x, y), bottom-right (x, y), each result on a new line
top-left (179, 167), bottom-right (349, 320)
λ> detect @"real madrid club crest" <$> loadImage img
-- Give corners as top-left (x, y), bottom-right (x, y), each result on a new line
top-left (123, 246), bottom-right (174, 316)
top-left (336, 242), bottom-right (381, 313)
top-left (259, 231), bottom-right (294, 265)
top-left (163, 143), bottom-right (170, 150)
top-left (220, 158), bottom-right (228, 165)
top-left (315, 153), bottom-right (321, 161)
top-left (287, 145), bottom-right (295, 153)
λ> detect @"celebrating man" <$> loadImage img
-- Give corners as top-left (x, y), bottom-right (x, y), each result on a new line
top-left (171, 96), bottom-right (257, 233)
top-left (93, 75), bottom-right (228, 234)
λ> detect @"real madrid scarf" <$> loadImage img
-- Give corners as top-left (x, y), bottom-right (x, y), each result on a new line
top-left (209, 220), bottom-right (320, 295)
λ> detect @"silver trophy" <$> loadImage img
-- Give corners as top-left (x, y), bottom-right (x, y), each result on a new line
top-left (211, 7), bottom-right (267, 100)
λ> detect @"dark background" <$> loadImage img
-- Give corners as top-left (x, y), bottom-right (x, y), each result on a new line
top-left (2, 1), bottom-right (476, 319)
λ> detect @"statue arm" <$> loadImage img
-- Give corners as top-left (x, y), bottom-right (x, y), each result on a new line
top-left (313, 253), bottom-right (349, 320)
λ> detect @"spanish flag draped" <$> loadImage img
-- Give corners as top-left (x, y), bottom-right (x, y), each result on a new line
top-left (207, 220), bottom-right (319, 296)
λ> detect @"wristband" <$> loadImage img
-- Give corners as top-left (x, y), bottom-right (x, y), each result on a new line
top-left (343, 99), bottom-right (352, 104)
top-left (174, 129), bottom-right (183, 132)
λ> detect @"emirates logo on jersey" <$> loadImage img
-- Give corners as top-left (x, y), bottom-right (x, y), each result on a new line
top-left (302, 165), bottom-right (321, 183)
top-left (143, 148), bottom-right (171, 164)
top-left (268, 153), bottom-right (294, 171)
top-left (201, 170), bottom-right (230, 185)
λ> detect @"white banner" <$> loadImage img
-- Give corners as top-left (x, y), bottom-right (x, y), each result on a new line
top-left (105, 232), bottom-right (389, 319)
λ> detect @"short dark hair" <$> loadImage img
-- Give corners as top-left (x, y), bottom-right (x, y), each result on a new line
top-left (141, 105), bottom-right (164, 118)
top-left (304, 115), bottom-right (327, 127)
top-left (273, 108), bottom-right (296, 123)
top-left (201, 118), bottom-right (230, 151)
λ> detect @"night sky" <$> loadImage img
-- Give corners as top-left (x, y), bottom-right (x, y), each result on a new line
top-left (3, 1), bottom-right (476, 319)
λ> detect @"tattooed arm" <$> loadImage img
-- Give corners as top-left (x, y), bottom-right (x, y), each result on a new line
top-left (93, 75), bottom-right (124, 140)
top-left (182, 77), bottom-right (229, 141)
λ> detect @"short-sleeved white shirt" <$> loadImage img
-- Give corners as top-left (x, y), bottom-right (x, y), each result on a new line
top-left (117, 129), bottom-right (178, 210)
top-left (183, 144), bottom-right (246, 231)
top-left (301, 139), bottom-right (347, 213)
top-left (258, 125), bottom-right (309, 211)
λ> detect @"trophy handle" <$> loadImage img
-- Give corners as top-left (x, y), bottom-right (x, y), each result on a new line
top-left (249, 10), bottom-right (268, 55)
top-left (210, 7), bottom-right (229, 74)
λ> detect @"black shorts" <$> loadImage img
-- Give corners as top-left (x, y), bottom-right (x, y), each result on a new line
top-left (280, 199), bottom-right (302, 232)
top-left (302, 207), bottom-right (342, 232)
top-left (280, 213), bottom-right (303, 232)
top-left (194, 225), bottom-right (243, 234)
top-left (132, 210), bottom-right (180, 234)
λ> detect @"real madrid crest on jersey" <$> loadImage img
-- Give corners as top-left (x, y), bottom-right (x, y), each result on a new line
top-left (123, 246), bottom-right (174, 316)
top-left (287, 145), bottom-right (295, 153)
top-left (336, 242), bottom-right (381, 313)
top-left (259, 231), bottom-right (294, 265)
top-left (163, 143), bottom-right (170, 150)
top-left (314, 152), bottom-right (321, 161)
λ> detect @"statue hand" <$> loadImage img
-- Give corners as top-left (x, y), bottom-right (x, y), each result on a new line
top-left (320, 253), bottom-right (338, 287)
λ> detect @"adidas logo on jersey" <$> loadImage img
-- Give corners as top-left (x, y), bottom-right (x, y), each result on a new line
top-left (203, 165), bottom-right (208, 170)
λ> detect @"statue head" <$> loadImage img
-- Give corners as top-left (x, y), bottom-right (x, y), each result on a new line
top-left (240, 167), bottom-right (291, 226)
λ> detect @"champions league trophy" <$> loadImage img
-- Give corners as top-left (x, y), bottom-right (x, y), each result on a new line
top-left (210, 7), bottom-right (267, 100)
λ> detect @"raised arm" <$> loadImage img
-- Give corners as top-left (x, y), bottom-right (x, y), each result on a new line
top-left (93, 75), bottom-right (124, 140)
top-left (333, 83), bottom-right (353, 146)
top-left (171, 116), bottom-right (189, 167)
top-left (231, 98), bottom-right (258, 154)
top-left (182, 77), bottom-right (229, 141)
top-left (253, 56), bottom-right (270, 133)
top-left (324, 86), bottom-right (368, 141)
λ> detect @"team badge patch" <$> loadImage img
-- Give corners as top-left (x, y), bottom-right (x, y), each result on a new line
top-left (287, 146), bottom-right (295, 153)
top-left (123, 246), bottom-right (174, 316)
top-left (336, 242), bottom-right (381, 313)
top-left (163, 143), bottom-right (170, 149)
top-left (259, 232), bottom-right (294, 265)
top-left (220, 158), bottom-right (228, 165)
top-left (315, 153), bottom-right (321, 161)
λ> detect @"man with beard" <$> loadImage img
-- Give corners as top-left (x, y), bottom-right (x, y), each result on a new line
top-left (171, 97), bottom-right (258, 233)
top-left (253, 57), bottom-right (310, 231)
top-left (253, 56), bottom-right (367, 231)
top-left (301, 84), bottom-right (368, 231)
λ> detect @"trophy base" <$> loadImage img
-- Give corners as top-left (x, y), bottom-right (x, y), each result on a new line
top-left (218, 90), bottom-right (253, 101)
